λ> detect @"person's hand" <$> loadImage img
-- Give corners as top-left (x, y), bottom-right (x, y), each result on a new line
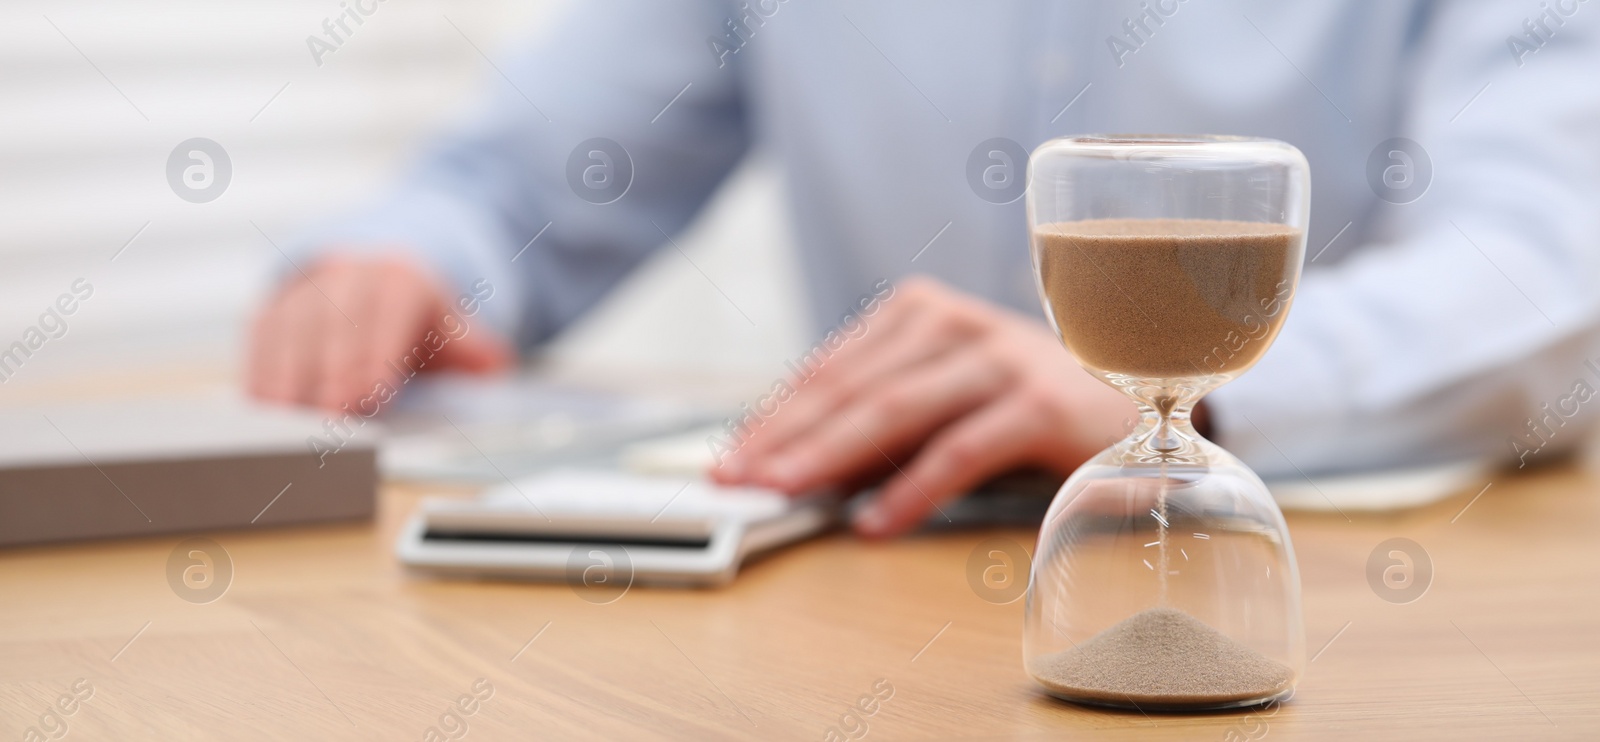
top-left (709, 276), bottom-right (1141, 538)
top-left (247, 252), bottom-right (513, 412)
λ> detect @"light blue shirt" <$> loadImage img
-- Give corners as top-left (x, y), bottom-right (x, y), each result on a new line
top-left (307, 0), bottom-right (1600, 479)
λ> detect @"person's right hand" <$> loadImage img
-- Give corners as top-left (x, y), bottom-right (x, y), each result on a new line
top-left (247, 252), bottom-right (513, 412)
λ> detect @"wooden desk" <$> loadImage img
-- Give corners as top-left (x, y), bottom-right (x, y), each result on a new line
top-left (2, 464), bottom-right (1597, 740)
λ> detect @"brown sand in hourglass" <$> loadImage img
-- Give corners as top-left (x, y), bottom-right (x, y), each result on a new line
top-left (1035, 218), bottom-right (1301, 380)
top-left (1030, 607), bottom-right (1295, 707)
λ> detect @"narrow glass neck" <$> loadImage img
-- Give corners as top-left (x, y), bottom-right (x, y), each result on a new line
top-left (1092, 373), bottom-right (1224, 464)
top-left (1121, 391), bottom-right (1208, 464)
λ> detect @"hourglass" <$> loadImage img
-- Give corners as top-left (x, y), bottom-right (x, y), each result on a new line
top-left (1022, 135), bottom-right (1309, 710)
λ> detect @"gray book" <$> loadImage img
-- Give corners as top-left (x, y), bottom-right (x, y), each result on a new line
top-left (0, 396), bottom-right (376, 547)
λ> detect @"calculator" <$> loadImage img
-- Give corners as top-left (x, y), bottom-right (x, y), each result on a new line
top-left (396, 469), bottom-right (836, 586)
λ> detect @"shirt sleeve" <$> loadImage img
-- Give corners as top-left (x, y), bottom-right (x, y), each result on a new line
top-left (1208, 0), bottom-right (1600, 478)
top-left (294, 0), bottom-right (751, 349)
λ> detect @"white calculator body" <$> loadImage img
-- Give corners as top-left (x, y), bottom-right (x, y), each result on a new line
top-left (397, 470), bottom-right (835, 586)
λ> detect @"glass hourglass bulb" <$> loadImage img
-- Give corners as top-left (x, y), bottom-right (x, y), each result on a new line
top-left (1022, 135), bottom-right (1310, 711)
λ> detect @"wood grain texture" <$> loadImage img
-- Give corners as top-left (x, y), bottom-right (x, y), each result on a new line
top-left (2, 465), bottom-right (1597, 741)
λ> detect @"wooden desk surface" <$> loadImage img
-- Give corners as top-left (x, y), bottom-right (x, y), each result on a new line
top-left (2, 464), bottom-right (1598, 741)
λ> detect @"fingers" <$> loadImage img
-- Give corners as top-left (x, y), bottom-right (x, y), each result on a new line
top-left (854, 394), bottom-right (1050, 538)
top-left (436, 330), bottom-right (514, 373)
top-left (245, 253), bottom-right (513, 411)
top-left (799, 278), bottom-right (920, 370)
top-left (312, 264), bottom-right (376, 410)
top-left (722, 308), bottom-right (978, 474)
top-left (248, 277), bottom-right (324, 405)
top-left (701, 275), bottom-right (1127, 539)
top-left (819, 310), bottom-right (980, 406)
top-left (750, 348), bottom-right (1011, 493)
top-left (715, 277), bottom-right (924, 469)
top-left (360, 262), bottom-right (439, 393)
top-left (434, 303), bottom-right (515, 373)
top-left (245, 287), bottom-right (285, 401)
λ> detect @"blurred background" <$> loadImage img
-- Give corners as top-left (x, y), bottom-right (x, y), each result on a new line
top-left (0, 0), bottom-right (809, 399)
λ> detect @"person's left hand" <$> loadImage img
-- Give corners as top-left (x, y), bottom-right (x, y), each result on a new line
top-left (709, 276), bottom-right (1140, 538)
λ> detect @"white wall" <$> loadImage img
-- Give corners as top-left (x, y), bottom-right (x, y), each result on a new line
top-left (0, 0), bottom-right (806, 396)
